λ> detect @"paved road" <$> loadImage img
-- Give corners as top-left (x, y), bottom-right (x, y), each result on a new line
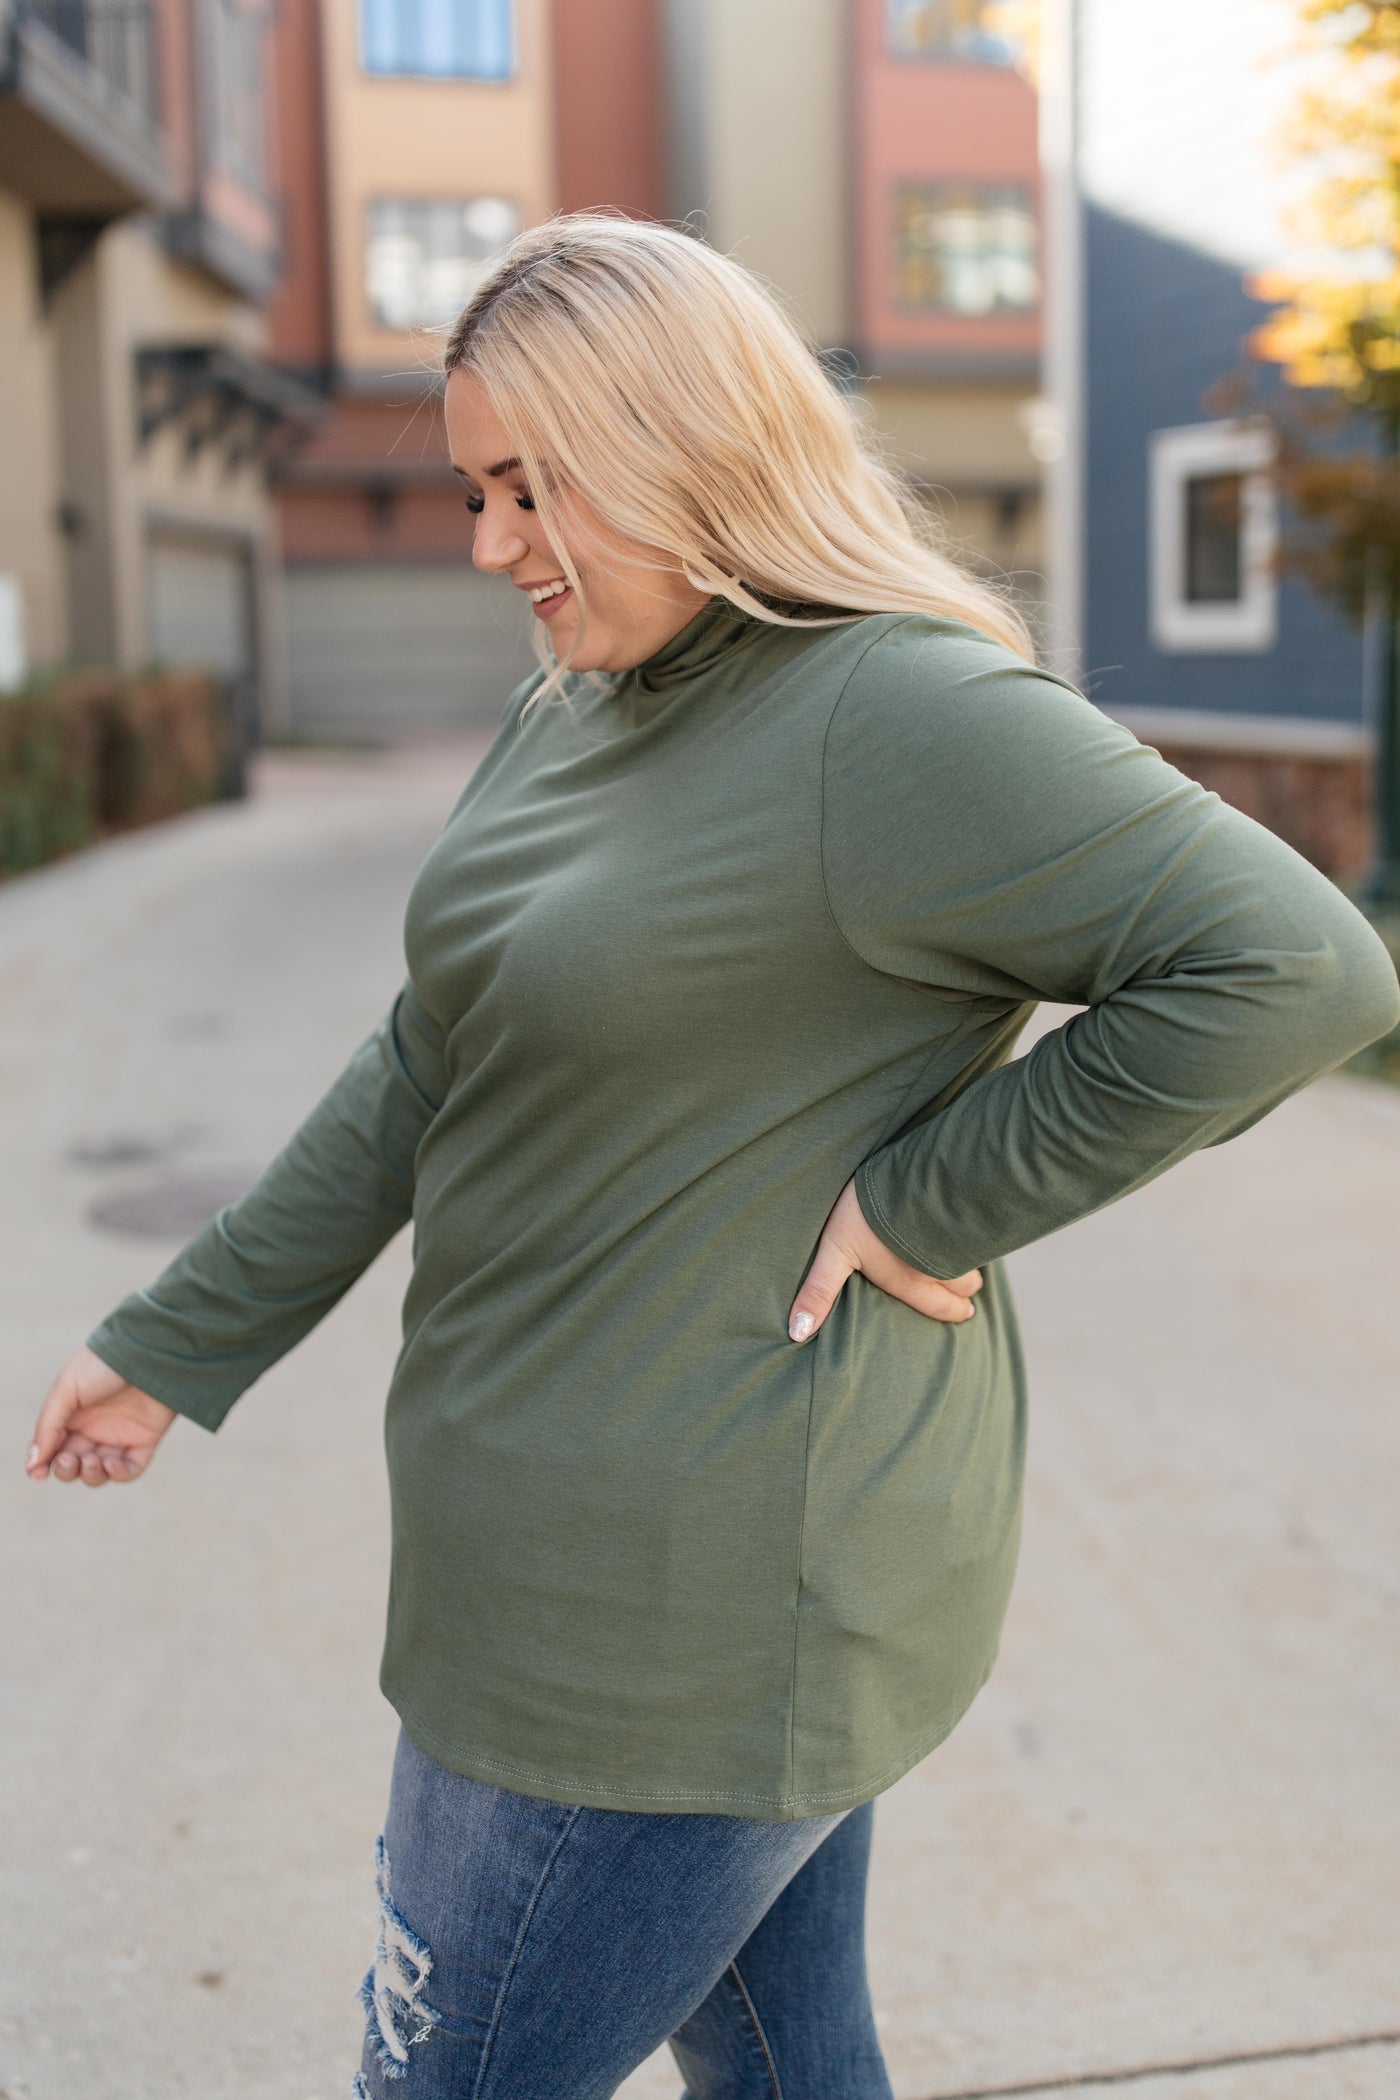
top-left (3, 743), bottom-right (1397, 2100)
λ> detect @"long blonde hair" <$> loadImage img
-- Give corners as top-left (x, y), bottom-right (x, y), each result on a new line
top-left (441, 214), bottom-right (1035, 709)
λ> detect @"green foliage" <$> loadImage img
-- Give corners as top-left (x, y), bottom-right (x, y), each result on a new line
top-left (1250, 0), bottom-right (1400, 410)
top-left (0, 667), bottom-right (230, 880)
top-left (1232, 1), bottom-right (1400, 619)
top-left (1208, 384), bottom-right (1400, 621)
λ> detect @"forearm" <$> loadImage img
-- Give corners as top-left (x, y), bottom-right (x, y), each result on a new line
top-left (821, 626), bottom-right (1400, 1280)
top-left (854, 873), bottom-right (1399, 1277)
top-left (86, 992), bottom-right (443, 1430)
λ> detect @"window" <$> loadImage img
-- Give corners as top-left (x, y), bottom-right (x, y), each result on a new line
top-left (207, 0), bottom-right (269, 195)
top-left (1184, 473), bottom-right (1243, 603)
top-left (1149, 421), bottom-right (1277, 653)
top-left (360, 0), bottom-right (513, 80)
top-left (886, 0), bottom-right (1022, 66)
top-left (893, 184), bottom-right (1038, 315)
top-left (365, 197), bottom-right (520, 330)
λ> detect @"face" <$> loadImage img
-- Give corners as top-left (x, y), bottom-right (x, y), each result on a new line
top-left (443, 368), bottom-right (712, 674)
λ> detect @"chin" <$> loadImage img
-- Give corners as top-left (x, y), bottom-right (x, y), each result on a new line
top-left (556, 633), bottom-right (613, 675)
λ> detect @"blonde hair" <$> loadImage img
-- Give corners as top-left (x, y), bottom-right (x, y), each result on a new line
top-left (441, 214), bottom-right (1036, 709)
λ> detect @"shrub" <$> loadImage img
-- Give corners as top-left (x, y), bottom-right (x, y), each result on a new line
top-left (0, 666), bottom-right (233, 879)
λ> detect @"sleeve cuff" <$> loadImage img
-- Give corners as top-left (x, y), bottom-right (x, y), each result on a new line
top-left (853, 1157), bottom-right (972, 1279)
top-left (84, 1321), bottom-right (245, 1434)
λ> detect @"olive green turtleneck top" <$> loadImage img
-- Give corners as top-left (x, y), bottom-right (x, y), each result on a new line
top-left (86, 602), bottom-right (1400, 1818)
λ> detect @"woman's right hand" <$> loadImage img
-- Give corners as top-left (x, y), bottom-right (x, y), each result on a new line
top-left (25, 1346), bottom-right (177, 1486)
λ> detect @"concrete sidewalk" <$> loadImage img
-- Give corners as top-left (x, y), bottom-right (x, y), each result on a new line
top-left (2, 742), bottom-right (1397, 2100)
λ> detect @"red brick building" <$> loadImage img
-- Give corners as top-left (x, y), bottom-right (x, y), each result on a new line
top-left (266, 0), bottom-right (663, 738)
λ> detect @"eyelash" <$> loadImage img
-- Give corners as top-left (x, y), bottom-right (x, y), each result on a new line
top-left (463, 495), bottom-right (535, 514)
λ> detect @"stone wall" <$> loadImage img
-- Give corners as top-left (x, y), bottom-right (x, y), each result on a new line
top-left (1154, 742), bottom-right (1371, 889)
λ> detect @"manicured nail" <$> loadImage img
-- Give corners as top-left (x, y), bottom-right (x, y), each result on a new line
top-left (789, 1310), bottom-right (815, 1342)
top-left (27, 1445), bottom-right (39, 1467)
top-left (964, 1302), bottom-right (977, 1318)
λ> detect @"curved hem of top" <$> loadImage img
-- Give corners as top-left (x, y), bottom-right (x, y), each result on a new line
top-left (380, 1673), bottom-right (992, 1822)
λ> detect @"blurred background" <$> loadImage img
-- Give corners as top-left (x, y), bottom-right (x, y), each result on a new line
top-left (4, 6), bottom-right (1400, 2098)
top-left (5, 0), bottom-right (1400, 913)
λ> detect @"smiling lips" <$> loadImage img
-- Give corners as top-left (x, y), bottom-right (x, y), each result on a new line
top-left (519, 578), bottom-right (572, 618)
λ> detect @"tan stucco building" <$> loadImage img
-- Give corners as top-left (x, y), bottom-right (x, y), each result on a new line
top-left (0, 0), bottom-right (316, 738)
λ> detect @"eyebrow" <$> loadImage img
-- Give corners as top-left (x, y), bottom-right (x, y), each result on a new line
top-left (451, 457), bottom-right (522, 485)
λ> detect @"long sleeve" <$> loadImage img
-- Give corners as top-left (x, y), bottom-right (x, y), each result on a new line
top-left (822, 620), bottom-right (1400, 1280)
top-left (84, 980), bottom-right (449, 1431)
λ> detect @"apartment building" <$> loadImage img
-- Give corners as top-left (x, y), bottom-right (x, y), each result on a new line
top-left (853, 0), bottom-right (1040, 581)
top-left (267, 0), bottom-right (1037, 739)
top-left (0, 0), bottom-right (317, 735)
top-left (269, 0), bottom-right (661, 739)
top-left (664, 0), bottom-right (1043, 612)
top-left (1041, 0), bottom-right (1374, 879)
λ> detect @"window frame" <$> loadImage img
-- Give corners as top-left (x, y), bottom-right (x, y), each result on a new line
top-left (891, 180), bottom-right (1040, 318)
top-left (363, 193), bottom-right (522, 333)
top-left (358, 0), bottom-right (515, 83)
top-left (1148, 419), bottom-right (1278, 654)
top-left (206, 0), bottom-right (270, 196)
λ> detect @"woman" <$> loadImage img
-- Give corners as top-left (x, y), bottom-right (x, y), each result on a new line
top-left (25, 216), bottom-right (1400, 2099)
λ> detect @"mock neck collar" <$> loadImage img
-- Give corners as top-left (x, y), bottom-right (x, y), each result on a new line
top-left (620, 595), bottom-right (757, 700)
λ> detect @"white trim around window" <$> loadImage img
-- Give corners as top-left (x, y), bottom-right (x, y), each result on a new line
top-left (1149, 418), bottom-right (1278, 653)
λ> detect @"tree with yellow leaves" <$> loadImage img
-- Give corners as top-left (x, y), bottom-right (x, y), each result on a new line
top-left (1245, 0), bottom-right (1400, 911)
top-left (1251, 0), bottom-right (1400, 409)
top-left (984, 1), bottom-right (1039, 82)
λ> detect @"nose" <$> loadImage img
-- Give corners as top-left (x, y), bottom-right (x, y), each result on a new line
top-left (471, 503), bottom-right (530, 576)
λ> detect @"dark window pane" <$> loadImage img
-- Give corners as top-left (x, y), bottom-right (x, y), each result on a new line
top-left (1184, 472), bottom-right (1243, 603)
top-left (893, 184), bottom-right (1038, 315)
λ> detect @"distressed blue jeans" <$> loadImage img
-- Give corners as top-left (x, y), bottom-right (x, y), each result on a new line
top-left (353, 1726), bottom-right (895, 2099)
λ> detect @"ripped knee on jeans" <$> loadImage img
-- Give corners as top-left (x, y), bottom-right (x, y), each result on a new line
top-left (355, 1832), bottom-right (443, 2084)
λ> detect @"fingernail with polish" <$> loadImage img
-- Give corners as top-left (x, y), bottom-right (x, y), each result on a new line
top-left (789, 1310), bottom-right (815, 1342)
top-left (26, 1444), bottom-right (39, 1468)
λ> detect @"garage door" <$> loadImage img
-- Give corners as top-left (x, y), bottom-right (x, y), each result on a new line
top-left (148, 532), bottom-right (255, 681)
top-left (282, 563), bottom-right (539, 741)
top-left (146, 530), bottom-right (258, 758)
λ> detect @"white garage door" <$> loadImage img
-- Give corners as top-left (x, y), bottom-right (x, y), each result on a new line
top-left (282, 563), bottom-right (539, 741)
top-left (147, 533), bottom-right (255, 686)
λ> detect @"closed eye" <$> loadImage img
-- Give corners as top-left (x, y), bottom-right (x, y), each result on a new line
top-left (462, 493), bottom-right (535, 514)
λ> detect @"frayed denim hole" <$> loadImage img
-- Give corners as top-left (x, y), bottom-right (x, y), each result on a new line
top-left (351, 2075), bottom-right (372, 2099)
top-left (357, 1831), bottom-right (444, 2082)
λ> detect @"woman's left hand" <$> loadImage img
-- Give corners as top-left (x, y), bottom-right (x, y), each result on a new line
top-left (26, 1347), bottom-right (177, 1485)
top-left (787, 1176), bottom-right (982, 1342)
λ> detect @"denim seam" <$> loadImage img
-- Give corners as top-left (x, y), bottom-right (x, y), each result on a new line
top-left (728, 1960), bottom-right (784, 2100)
top-left (471, 1802), bottom-right (584, 2100)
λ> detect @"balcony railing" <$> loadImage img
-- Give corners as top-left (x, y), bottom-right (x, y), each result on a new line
top-left (21, 0), bottom-right (159, 128)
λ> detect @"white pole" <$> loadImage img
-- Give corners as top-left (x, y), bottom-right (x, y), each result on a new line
top-left (1037, 0), bottom-right (1084, 685)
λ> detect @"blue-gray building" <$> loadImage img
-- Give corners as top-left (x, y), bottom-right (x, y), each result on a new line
top-left (1042, 0), bottom-right (1374, 782)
